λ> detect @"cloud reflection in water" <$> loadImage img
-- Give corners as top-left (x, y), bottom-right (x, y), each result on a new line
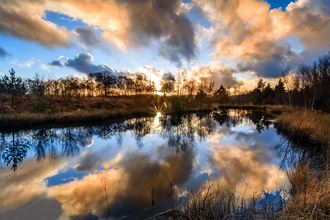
top-left (0, 110), bottom-right (289, 219)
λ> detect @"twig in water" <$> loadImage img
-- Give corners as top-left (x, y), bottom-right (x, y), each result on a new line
top-left (101, 177), bottom-right (111, 219)
top-left (151, 187), bottom-right (155, 207)
top-left (167, 177), bottom-right (174, 197)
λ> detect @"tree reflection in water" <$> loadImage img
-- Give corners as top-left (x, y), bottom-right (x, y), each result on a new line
top-left (2, 132), bottom-right (30, 171)
top-left (274, 123), bottom-right (324, 168)
top-left (0, 110), bottom-right (280, 171)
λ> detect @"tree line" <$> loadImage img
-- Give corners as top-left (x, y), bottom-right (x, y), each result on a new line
top-left (236, 51), bottom-right (330, 112)
top-left (0, 69), bottom-right (215, 107)
top-left (0, 51), bottom-right (329, 112)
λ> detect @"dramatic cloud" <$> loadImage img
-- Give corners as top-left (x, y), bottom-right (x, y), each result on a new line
top-left (161, 72), bottom-right (176, 81)
top-left (197, 126), bottom-right (287, 200)
top-left (0, 196), bottom-right (62, 220)
top-left (236, 41), bottom-right (302, 78)
top-left (74, 150), bottom-right (98, 173)
top-left (194, 0), bottom-right (330, 78)
top-left (112, 0), bottom-right (197, 66)
top-left (205, 143), bottom-right (287, 199)
top-left (73, 27), bottom-right (100, 50)
top-left (0, 0), bottom-right (197, 65)
top-left (49, 52), bottom-right (119, 74)
top-left (47, 146), bottom-right (195, 218)
top-left (0, 157), bottom-right (64, 211)
top-left (188, 61), bottom-right (241, 88)
top-left (274, 0), bottom-right (330, 51)
top-left (0, 46), bottom-right (10, 58)
top-left (0, 3), bottom-right (69, 48)
top-left (48, 60), bottom-right (63, 67)
top-left (2, 0), bottom-right (330, 86)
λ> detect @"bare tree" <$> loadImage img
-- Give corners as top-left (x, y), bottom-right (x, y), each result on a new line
top-left (282, 70), bottom-right (294, 112)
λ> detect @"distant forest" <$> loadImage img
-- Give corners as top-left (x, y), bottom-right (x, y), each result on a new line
top-left (0, 52), bottom-right (329, 113)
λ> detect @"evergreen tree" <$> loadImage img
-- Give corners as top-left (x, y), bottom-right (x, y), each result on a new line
top-left (275, 78), bottom-right (285, 93)
top-left (2, 69), bottom-right (28, 109)
top-left (213, 85), bottom-right (227, 103)
top-left (253, 79), bottom-right (265, 105)
top-left (263, 83), bottom-right (274, 104)
top-left (273, 78), bottom-right (286, 105)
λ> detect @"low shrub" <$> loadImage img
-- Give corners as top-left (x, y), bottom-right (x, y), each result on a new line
top-left (170, 96), bottom-right (184, 112)
top-left (32, 100), bottom-right (54, 114)
top-left (117, 102), bottom-right (126, 109)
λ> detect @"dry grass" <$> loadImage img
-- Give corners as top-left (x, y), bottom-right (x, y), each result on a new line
top-left (172, 165), bottom-right (330, 220)
top-left (169, 183), bottom-right (286, 220)
top-left (0, 108), bottom-right (151, 128)
top-left (275, 109), bottom-right (330, 219)
top-left (276, 109), bottom-right (330, 148)
top-left (283, 160), bottom-right (330, 219)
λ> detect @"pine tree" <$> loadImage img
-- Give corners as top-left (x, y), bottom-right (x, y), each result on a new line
top-left (213, 85), bottom-right (227, 103)
top-left (253, 79), bottom-right (266, 105)
top-left (275, 78), bottom-right (285, 93)
top-left (273, 78), bottom-right (286, 105)
top-left (2, 68), bottom-right (28, 109)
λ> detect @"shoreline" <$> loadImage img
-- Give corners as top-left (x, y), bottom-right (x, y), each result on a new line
top-left (0, 107), bottom-right (214, 131)
top-left (0, 105), bottom-right (289, 130)
top-left (2, 104), bottom-right (328, 151)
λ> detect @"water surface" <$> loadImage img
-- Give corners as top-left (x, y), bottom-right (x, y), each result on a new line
top-left (0, 109), bottom-right (293, 219)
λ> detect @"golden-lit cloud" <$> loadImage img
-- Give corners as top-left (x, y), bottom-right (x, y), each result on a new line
top-left (204, 143), bottom-right (287, 200)
top-left (272, 0), bottom-right (330, 51)
top-left (194, 0), bottom-right (330, 78)
top-left (236, 73), bottom-right (279, 91)
top-left (47, 147), bottom-right (195, 218)
top-left (47, 168), bottom-right (126, 218)
top-left (0, 0), bottom-right (197, 65)
top-left (188, 60), bottom-right (241, 88)
top-left (2, 0), bottom-right (329, 87)
top-left (0, 0), bottom-right (127, 49)
top-left (0, 3), bottom-right (69, 48)
top-left (0, 158), bottom-right (64, 211)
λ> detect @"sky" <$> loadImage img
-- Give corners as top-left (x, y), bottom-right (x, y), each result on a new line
top-left (0, 0), bottom-right (329, 90)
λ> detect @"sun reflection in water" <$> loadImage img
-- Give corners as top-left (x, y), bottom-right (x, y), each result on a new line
top-left (151, 104), bottom-right (166, 129)
top-left (154, 112), bottom-right (161, 127)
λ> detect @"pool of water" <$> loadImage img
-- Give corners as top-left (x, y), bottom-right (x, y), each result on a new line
top-left (0, 109), bottom-right (293, 219)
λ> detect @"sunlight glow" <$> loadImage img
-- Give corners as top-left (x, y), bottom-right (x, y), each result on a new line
top-left (150, 75), bottom-right (162, 91)
top-left (154, 112), bottom-right (161, 127)
top-left (150, 105), bottom-right (167, 129)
